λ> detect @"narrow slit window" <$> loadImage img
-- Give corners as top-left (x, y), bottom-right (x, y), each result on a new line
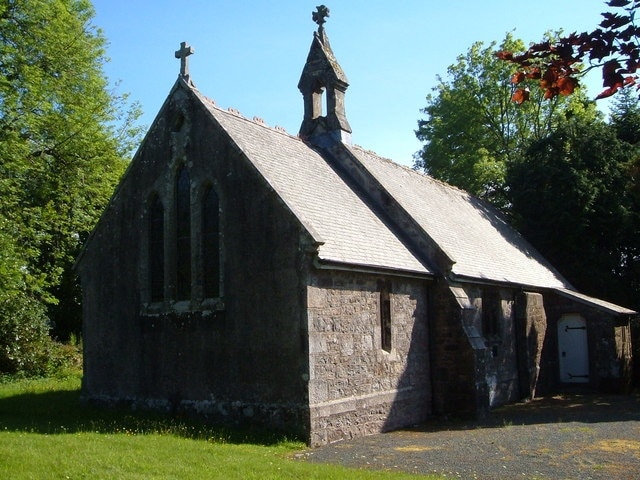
top-left (148, 194), bottom-right (164, 303)
top-left (482, 290), bottom-right (500, 337)
top-left (202, 186), bottom-right (220, 298)
top-left (482, 290), bottom-right (502, 357)
top-left (176, 166), bottom-right (191, 301)
top-left (380, 281), bottom-right (392, 352)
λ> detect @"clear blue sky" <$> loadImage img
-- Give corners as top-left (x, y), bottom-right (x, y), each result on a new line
top-left (92, 1), bottom-right (614, 166)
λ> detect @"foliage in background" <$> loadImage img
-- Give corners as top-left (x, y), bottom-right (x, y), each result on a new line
top-left (0, 0), bottom-right (142, 374)
top-left (416, 31), bottom-right (639, 310)
top-left (414, 33), bottom-right (593, 209)
top-left (508, 101), bottom-right (639, 308)
top-left (499, 0), bottom-right (640, 102)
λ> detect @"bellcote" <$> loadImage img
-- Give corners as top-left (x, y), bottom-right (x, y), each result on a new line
top-left (298, 6), bottom-right (352, 144)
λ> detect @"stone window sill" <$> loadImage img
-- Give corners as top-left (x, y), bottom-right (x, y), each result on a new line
top-left (141, 297), bottom-right (225, 316)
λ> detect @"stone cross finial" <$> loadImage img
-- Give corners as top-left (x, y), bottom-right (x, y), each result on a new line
top-left (312, 5), bottom-right (330, 31)
top-left (175, 41), bottom-right (194, 78)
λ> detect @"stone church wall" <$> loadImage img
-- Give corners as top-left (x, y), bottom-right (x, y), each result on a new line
top-left (467, 286), bottom-right (520, 408)
top-left (80, 86), bottom-right (313, 437)
top-left (430, 283), bottom-right (521, 417)
top-left (515, 292), bottom-right (547, 400)
top-left (429, 281), bottom-right (478, 416)
top-left (306, 270), bottom-right (430, 445)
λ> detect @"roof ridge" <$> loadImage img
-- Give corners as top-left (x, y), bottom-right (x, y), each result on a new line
top-left (197, 91), bottom-right (299, 140)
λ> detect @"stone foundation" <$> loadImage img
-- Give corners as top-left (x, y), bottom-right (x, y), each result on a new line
top-left (83, 393), bottom-right (310, 439)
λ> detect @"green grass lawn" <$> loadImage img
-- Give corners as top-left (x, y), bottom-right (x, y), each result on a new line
top-left (0, 373), bottom-right (443, 479)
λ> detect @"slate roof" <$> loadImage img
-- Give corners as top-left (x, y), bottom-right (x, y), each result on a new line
top-left (193, 89), bottom-right (430, 276)
top-left (347, 145), bottom-right (572, 290)
top-left (190, 82), bottom-right (589, 292)
top-left (554, 288), bottom-right (637, 315)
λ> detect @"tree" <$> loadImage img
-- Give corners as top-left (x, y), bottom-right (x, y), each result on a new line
top-left (414, 33), bottom-right (593, 208)
top-left (0, 219), bottom-right (52, 375)
top-left (608, 88), bottom-right (640, 309)
top-left (610, 85), bottom-right (640, 143)
top-left (0, 0), bottom-right (142, 370)
top-left (507, 114), bottom-right (638, 308)
top-left (498, 0), bottom-right (640, 102)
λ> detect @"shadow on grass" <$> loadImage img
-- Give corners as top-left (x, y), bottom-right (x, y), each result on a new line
top-left (409, 392), bottom-right (640, 433)
top-left (0, 385), bottom-right (300, 446)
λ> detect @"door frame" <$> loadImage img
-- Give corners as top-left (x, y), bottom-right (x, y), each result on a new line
top-left (557, 313), bottom-right (590, 383)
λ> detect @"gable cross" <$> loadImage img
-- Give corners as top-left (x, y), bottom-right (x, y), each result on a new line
top-left (312, 5), bottom-right (329, 31)
top-left (175, 41), bottom-right (194, 78)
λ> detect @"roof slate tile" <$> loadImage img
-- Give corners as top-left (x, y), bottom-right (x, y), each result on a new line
top-left (194, 85), bottom-right (574, 290)
top-left (196, 92), bottom-right (430, 276)
top-left (347, 145), bottom-right (571, 289)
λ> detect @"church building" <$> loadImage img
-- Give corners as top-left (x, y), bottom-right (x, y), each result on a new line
top-left (76, 7), bottom-right (636, 446)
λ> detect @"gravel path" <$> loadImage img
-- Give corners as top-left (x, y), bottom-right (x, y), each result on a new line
top-left (301, 394), bottom-right (640, 479)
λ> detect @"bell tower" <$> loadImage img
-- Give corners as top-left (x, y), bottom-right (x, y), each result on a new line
top-left (298, 5), bottom-right (352, 144)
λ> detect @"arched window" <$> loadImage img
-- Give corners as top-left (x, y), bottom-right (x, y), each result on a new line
top-left (202, 185), bottom-right (220, 298)
top-left (312, 81), bottom-right (325, 119)
top-left (176, 166), bottom-right (191, 301)
top-left (148, 194), bottom-right (164, 303)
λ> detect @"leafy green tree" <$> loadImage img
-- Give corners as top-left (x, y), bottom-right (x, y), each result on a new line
top-left (610, 86), bottom-right (640, 145)
top-left (507, 115), bottom-right (638, 308)
top-left (608, 88), bottom-right (640, 310)
top-left (0, 0), bottom-right (142, 367)
top-left (414, 33), bottom-right (591, 208)
top-left (0, 215), bottom-right (52, 375)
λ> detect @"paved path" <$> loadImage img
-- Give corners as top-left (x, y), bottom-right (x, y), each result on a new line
top-left (301, 394), bottom-right (640, 479)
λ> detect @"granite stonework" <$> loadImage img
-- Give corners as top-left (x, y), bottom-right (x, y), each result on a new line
top-left (306, 270), bottom-right (430, 445)
top-left (515, 292), bottom-right (547, 400)
top-left (79, 84), bottom-right (313, 439)
top-left (430, 283), bottom-right (524, 416)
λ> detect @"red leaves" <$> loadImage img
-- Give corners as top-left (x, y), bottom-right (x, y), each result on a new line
top-left (507, 63), bottom-right (579, 102)
top-left (511, 71), bottom-right (525, 84)
top-left (597, 86), bottom-right (622, 99)
top-left (594, 58), bottom-right (639, 98)
top-left (497, 0), bottom-right (639, 102)
top-left (596, 69), bottom-right (637, 98)
top-left (540, 68), bottom-right (558, 90)
top-left (496, 51), bottom-right (514, 61)
top-left (540, 67), bottom-right (579, 98)
top-left (602, 59), bottom-right (624, 87)
top-left (600, 12), bottom-right (630, 29)
top-left (512, 88), bottom-right (530, 104)
top-left (557, 76), bottom-right (578, 96)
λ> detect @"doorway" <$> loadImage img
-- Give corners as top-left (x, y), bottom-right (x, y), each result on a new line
top-left (558, 314), bottom-right (589, 383)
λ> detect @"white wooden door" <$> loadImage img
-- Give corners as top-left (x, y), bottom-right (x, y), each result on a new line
top-left (558, 314), bottom-right (589, 383)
